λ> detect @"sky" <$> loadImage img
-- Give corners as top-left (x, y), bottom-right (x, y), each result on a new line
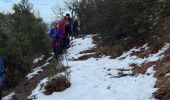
top-left (0, 0), bottom-right (65, 23)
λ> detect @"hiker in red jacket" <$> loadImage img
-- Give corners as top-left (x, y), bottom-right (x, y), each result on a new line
top-left (58, 18), bottom-right (65, 50)
top-left (58, 16), bottom-right (68, 49)
top-left (58, 18), bottom-right (66, 40)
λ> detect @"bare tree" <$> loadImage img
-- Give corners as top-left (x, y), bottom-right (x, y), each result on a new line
top-left (64, 0), bottom-right (79, 18)
top-left (52, 0), bottom-right (79, 19)
top-left (52, 5), bottom-right (66, 19)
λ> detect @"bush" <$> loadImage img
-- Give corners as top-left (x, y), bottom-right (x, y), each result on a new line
top-left (76, 0), bottom-right (165, 39)
top-left (44, 75), bottom-right (71, 95)
top-left (149, 37), bottom-right (165, 52)
top-left (73, 0), bottom-right (169, 56)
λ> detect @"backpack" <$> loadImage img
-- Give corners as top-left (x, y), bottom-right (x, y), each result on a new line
top-left (0, 56), bottom-right (4, 82)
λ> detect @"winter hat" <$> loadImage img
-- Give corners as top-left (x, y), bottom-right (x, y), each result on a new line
top-left (66, 13), bottom-right (70, 17)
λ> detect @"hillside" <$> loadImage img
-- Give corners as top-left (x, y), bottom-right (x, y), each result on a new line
top-left (1, 0), bottom-right (170, 100)
top-left (3, 35), bottom-right (170, 100)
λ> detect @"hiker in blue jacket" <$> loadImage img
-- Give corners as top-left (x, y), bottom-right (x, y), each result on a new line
top-left (0, 56), bottom-right (4, 100)
top-left (49, 22), bottom-right (62, 57)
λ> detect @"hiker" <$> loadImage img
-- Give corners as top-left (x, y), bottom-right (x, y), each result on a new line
top-left (81, 15), bottom-right (88, 35)
top-left (64, 14), bottom-right (72, 48)
top-left (73, 17), bottom-right (79, 38)
top-left (58, 17), bottom-right (66, 50)
top-left (0, 56), bottom-right (4, 100)
top-left (66, 13), bottom-right (74, 38)
top-left (49, 22), bottom-right (62, 57)
top-left (58, 18), bottom-right (65, 40)
top-left (55, 24), bottom-right (62, 53)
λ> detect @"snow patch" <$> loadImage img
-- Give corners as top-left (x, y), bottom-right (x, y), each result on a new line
top-left (146, 66), bottom-right (156, 75)
top-left (28, 78), bottom-right (48, 100)
top-left (65, 35), bottom-right (95, 59)
top-left (165, 73), bottom-right (170, 76)
top-left (3, 92), bottom-right (15, 100)
top-left (45, 56), bottom-right (53, 62)
top-left (33, 55), bottom-right (45, 64)
top-left (26, 62), bottom-right (49, 80)
top-left (147, 43), bottom-right (170, 62)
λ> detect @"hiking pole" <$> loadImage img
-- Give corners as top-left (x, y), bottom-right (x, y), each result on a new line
top-left (64, 50), bottom-right (70, 82)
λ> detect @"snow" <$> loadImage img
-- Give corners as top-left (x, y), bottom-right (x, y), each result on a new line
top-left (146, 43), bottom-right (170, 62)
top-left (33, 55), bottom-right (45, 64)
top-left (45, 56), bottom-right (53, 62)
top-left (142, 44), bottom-right (149, 51)
top-left (65, 35), bottom-right (95, 59)
top-left (28, 78), bottom-right (48, 100)
top-left (3, 92), bottom-right (15, 100)
top-left (29, 35), bottom-right (169, 100)
top-left (146, 66), bottom-right (156, 75)
top-left (26, 55), bottom-right (54, 80)
top-left (26, 62), bottom-right (49, 80)
top-left (165, 73), bottom-right (170, 76)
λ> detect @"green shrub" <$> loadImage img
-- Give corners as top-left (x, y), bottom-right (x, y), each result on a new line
top-left (0, 0), bottom-right (50, 88)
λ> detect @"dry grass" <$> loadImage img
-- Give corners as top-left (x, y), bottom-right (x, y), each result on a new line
top-left (131, 49), bottom-right (154, 58)
top-left (44, 75), bottom-right (71, 95)
top-left (153, 50), bottom-right (170, 100)
top-left (130, 62), bottom-right (157, 75)
top-left (130, 49), bottom-right (170, 100)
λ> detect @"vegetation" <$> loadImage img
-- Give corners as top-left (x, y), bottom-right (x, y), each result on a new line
top-left (44, 75), bottom-right (71, 95)
top-left (73, 0), bottom-right (170, 53)
top-left (0, 0), bottom-right (50, 88)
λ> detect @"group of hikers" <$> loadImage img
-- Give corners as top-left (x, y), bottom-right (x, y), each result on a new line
top-left (0, 14), bottom-right (87, 99)
top-left (49, 13), bottom-right (87, 57)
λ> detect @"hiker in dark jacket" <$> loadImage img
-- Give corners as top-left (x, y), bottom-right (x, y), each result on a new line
top-left (66, 14), bottom-right (74, 38)
top-left (0, 56), bottom-right (4, 100)
top-left (63, 13), bottom-right (72, 48)
top-left (64, 20), bottom-right (71, 48)
top-left (73, 18), bottom-right (79, 38)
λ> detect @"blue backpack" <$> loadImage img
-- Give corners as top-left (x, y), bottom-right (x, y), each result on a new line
top-left (0, 56), bottom-right (4, 82)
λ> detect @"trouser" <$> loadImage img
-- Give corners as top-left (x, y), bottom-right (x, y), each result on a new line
top-left (62, 34), bottom-right (70, 49)
top-left (66, 37), bottom-right (70, 47)
top-left (73, 29), bottom-right (78, 38)
top-left (51, 38), bottom-right (62, 57)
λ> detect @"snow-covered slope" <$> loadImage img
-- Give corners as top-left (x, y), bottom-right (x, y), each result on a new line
top-left (27, 35), bottom-right (169, 100)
